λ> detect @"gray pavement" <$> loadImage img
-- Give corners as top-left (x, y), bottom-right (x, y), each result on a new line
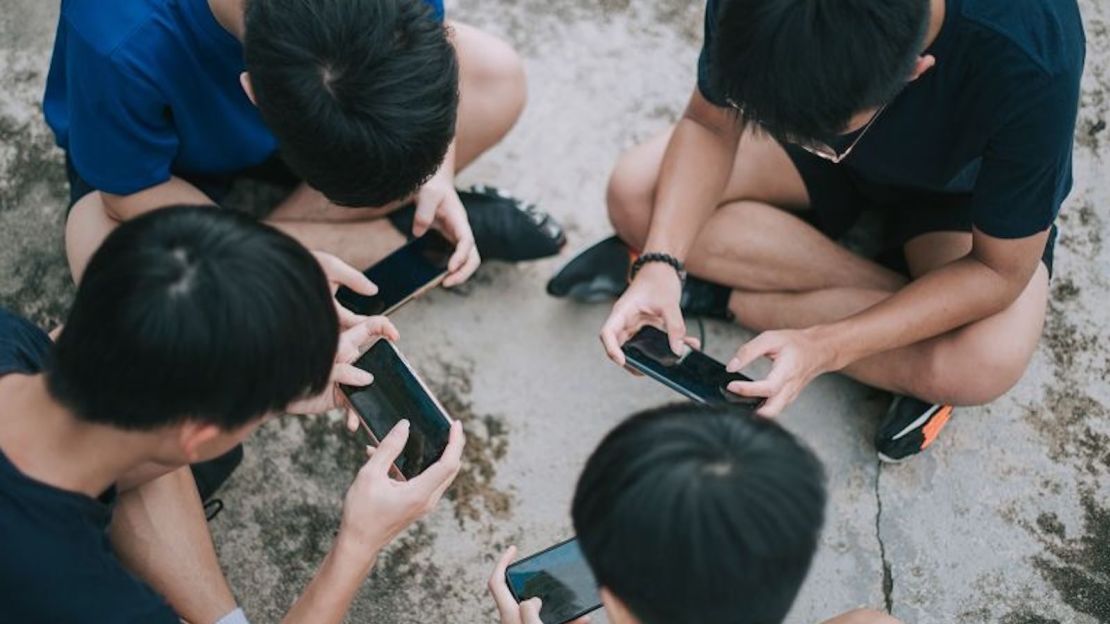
top-left (1, 1), bottom-right (1107, 622)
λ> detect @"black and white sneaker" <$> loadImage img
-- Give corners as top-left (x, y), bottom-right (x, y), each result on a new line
top-left (875, 396), bottom-right (955, 463)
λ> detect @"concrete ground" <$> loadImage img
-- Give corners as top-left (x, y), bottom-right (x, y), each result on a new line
top-left (1, 1), bottom-right (1108, 622)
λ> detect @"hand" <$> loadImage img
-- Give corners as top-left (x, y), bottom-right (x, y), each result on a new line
top-left (600, 262), bottom-right (687, 366)
top-left (414, 172), bottom-right (481, 287)
top-left (725, 328), bottom-right (838, 417)
top-left (312, 251), bottom-right (378, 329)
top-left (337, 419), bottom-right (465, 559)
top-left (488, 546), bottom-right (592, 624)
top-left (285, 317), bottom-right (401, 416)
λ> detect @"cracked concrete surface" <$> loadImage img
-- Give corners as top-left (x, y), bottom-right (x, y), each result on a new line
top-left (1, 1), bottom-right (1108, 622)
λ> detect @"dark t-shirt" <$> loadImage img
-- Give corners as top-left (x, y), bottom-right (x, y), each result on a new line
top-left (0, 309), bottom-right (179, 623)
top-left (697, 0), bottom-right (1085, 240)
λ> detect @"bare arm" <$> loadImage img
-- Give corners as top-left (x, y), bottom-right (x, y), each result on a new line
top-left (820, 608), bottom-right (903, 624)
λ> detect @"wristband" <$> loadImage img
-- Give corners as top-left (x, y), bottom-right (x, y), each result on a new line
top-left (629, 252), bottom-right (687, 283)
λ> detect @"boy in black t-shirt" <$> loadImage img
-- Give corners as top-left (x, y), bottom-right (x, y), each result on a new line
top-left (570, 0), bottom-right (1084, 462)
top-left (0, 206), bottom-right (463, 623)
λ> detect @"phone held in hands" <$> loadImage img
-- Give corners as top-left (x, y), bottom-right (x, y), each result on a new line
top-left (621, 326), bottom-right (762, 408)
top-left (340, 339), bottom-right (452, 480)
top-left (336, 230), bottom-right (453, 316)
top-left (506, 538), bottom-right (602, 624)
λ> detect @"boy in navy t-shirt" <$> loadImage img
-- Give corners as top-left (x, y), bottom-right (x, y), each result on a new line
top-left (48, 0), bottom-right (563, 287)
top-left (0, 206), bottom-right (463, 623)
top-left (582, 0), bottom-right (1083, 462)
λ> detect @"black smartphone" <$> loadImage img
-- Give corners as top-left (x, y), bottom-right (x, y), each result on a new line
top-left (506, 538), bottom-right (602, 624)
top-left (336, 231), bottom-right (453, 316)
top-left (621, 326), bottom-right (762, 408)
top-left (340, 339), bottom-right (452, 480)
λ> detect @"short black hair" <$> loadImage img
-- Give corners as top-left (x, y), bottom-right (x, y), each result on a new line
top-left (711, 0), bottom-right (929, 142)
top-left (572, 404), bottom-right (827, 624)
top-left (48, 206), bottom-right (338, 431)
top-left (245, 0), bottom-right (458, 207)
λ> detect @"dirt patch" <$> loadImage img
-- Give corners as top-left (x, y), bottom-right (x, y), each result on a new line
top-left (1031, 492), bottom-right (1110, 622)
top-left (999, 612), bottom-right (1063, 624)
top-left (421, 356), bottom-right (514, 527)
top-left (256, 501), bottom-right (340, 594)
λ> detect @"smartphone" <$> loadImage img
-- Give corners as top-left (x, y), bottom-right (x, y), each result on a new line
top-left (336, 230), bottom-right (453, 316)
top-left (340, 339), bottom-right (452, 479)
top-left (621, 326), bottom-right (762, 408)
top-left (506, 538), bottom-right (602, 624)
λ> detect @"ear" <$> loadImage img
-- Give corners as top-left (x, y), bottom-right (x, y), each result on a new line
top-left (909, 54), bottom-right (936, 82)
top-left (178, 422), bottom-right (224, 463)
top-left (599, 587), bottom-right (638, 624)
top-left (240, 72), bottom-right (257, 106)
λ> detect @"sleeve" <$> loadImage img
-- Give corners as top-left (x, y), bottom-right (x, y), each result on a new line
top-left (970, 70), bottom-right (1080, 239)
top-left (423, 0), bottom-right (445, 22)
top-left (0, 309), bottom-right (53, 377)
top-left (696, 0), bottom-right (728, 107)
top-left (63, 37), bottom-right (179, 196)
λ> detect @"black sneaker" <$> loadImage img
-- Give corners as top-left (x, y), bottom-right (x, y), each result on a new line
top-left (547, 235), bottom-right (633, 302)
top-left (875, 396), bottom-right (954, 463)
top-left (388, 185), bottom-right (566, 262)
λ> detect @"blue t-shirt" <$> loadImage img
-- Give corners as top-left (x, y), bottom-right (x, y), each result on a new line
top-left (43, 0), bottom-right (445, 196)
top-left (0, 309), bottom-right (179, 623)
top-left (697, 0), bottom-right (1085, 240)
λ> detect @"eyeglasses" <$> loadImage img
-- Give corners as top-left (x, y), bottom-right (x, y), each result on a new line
top-left (727, 99), bottom-right (888, 165)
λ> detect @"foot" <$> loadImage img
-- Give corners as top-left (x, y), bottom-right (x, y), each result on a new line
top-left (546, 235), bottom-right (633, 302)
top-left (875, 396), bottom-right (954, 463)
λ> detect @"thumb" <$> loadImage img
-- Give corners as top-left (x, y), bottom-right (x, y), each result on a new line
top-left (520, 598), bottom-right (544, 624)
top-left (413, 192), bottom-right (438, 238)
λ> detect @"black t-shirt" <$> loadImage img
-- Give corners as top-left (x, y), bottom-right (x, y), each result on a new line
top-left (698, 0), bottom-right (1085, 239)
top-left (0, 308), bottom-right (179, 623)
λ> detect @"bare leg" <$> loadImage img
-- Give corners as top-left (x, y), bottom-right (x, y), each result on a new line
top-left (606, 127), bottom-right (906, 292)
top-left (110, 467), bottom-right (238, 624)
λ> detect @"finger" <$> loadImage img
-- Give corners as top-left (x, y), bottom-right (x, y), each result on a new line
top-left (317, 251), bottom-right (377, 296)
top-left (337, 323), bottom-right (375, 363)
top-left (728, 332), bottom-right (777, 372)
top-left (413, 195), bottom-right (438, 238)
top-left (365, 420), bottom-right (410, 474)
top-left (443, 239), bottom-right (479, 288)
top-left (332, 363), bottom-right (373, 388)
top-left (363, 316), bottom-right (401, 342)
top-left (569, 617), bottom-right (591, 624)
top-left (661, 304), bottom-right (688, 356)
top-left (725, 379), bottom-right (778, 398)
top-left (683, 335), bottom-right (702, 351)
top-left (756, 390), bottom-right (791, 417)
top-left (347, 409), bottom-right (360, 433)
top-left (409, 420), bottom-right (465, 497)
top-left (599, 314), bottom-right (631, 367)
top-left (335, 301), bottom-right (368, 330)
top-left (520, 598), bottom-right (544, 624)
top-left (489, 546), bottom-right (522, 616)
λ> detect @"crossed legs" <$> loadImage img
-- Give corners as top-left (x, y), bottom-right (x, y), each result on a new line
top-left (606, 126), bottom-right (1048, 406)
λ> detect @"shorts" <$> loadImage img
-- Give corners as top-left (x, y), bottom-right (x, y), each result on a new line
top-left (65, 153), bottom-right (301, 215)
top-left (784, 145), bottom-right (1057, 277)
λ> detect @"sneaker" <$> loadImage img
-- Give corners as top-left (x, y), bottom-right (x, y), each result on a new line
top-left (875, 396), bottom-right (954, 463)
top-left (388, 185), bottom-right (566, 262)
top-left (546, 235), bottom-right (634, 302)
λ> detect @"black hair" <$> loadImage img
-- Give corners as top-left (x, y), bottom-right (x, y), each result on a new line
top-left (48, 206), bottom-right (338, 431)
top-left (711, 0), bottom-right (930, 142)
top-left (572, 404), bottom-right (827, 624)
top-left (244, 0), bottom-right (458, 207)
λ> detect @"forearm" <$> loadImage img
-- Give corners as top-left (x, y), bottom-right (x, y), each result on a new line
top-left (281, 534), bottom-right (379, 624)
top-left (643, 97), bottom-right (741, 260)
top-left (819, 256), bottom-right (1023, 368)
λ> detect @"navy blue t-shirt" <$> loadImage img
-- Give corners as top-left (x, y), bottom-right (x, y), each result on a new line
top-left (0, 309), bottom-right (179, 623)
top-left (44, 0), bottom-right (445, 196)
top-left (697, 0), bottom-right (1085, 240)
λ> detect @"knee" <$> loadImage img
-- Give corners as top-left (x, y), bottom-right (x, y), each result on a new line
top-left (824, 609), bottom-right (903, 624)
top-left (460, 31), bottom-right (526, 117)
top-left (916, 341), bottom-right (1030, 406)
top-left (606, 153), bottom-right (654, 248)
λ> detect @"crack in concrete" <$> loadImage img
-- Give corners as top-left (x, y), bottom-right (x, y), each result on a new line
top-left (875, 461), bottom-right (894, 614)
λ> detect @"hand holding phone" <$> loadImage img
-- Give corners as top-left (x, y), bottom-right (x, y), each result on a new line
top-left (335, 231), bottom-right (453, 317)
top-left (339, 419), bottom-right (464, 555)
top-left (622, 326), bottom-right (763, 408)
top-left (489, 544), bottom-right (597, 624)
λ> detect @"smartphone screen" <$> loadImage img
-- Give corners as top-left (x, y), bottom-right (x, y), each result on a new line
top-left (340, 340), bottom-right (452, 479)
top-left (336, 231), bottom-right (453, 316)
top-left (506, 538), bottom-right (602, 624)
top-left (622, 326), bottom-right (761, 407)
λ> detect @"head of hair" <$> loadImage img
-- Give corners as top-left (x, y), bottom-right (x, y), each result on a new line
top-left (711, 0), bottom-right (930, 142)
top-left (244, 0), bottom-right (458, 207)
top-left (572, 404), bottom-right (827, 624)
top-left (48, 205), bottom-right (338, 431)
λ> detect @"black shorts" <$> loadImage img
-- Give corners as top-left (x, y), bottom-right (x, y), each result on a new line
top-left (65, 153), bottom-right (301, 215)
top-left (784, 145), bottom-right (1057, 277)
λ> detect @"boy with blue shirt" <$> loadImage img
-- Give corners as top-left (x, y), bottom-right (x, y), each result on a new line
top-left (49, 0), bottom-right (564, 286)
top-left (569, 0), bottom-right (1085, 462)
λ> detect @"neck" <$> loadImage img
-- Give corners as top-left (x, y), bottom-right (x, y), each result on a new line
top-left (924, 0), bottom-right (947, 49)
top-left (0, 375), bottom-right (158, 498)
top-left (209, 0), bottom-right (246, 41)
